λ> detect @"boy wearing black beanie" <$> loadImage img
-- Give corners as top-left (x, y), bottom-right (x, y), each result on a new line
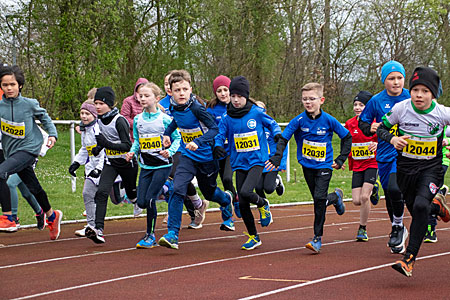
top-left (377, 66), bottom-right (450, 277)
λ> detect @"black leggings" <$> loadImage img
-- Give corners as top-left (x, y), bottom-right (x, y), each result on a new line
top-left (236, 166), bottom-right (265, 236)
top-left (94, 163), bottom-right (138, 229)
top-left (255, 171), bottom-right (278, 198)
top-left (218, 156), bottom-right (237, 199)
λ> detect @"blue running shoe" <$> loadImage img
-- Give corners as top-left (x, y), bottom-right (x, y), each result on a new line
top-left (241, 232), bottom-right (262, 250)
top-left (233, 199), bottom-right (242, 218)
top-left (136, 233), bottom-right (157, 249)
top-left (305, 236), bottom-right (322, 253)
top-left (158, 231), bottom-right (179, 249)
top-left (334, 188), bottom-right (345, 215)
top-left (220, 218), bottom-right (235, 231)
top-left (370, 180), bottom-right (380, 206)
top-left (258, 198), bottom-right (273, 227)
top-left (356, 228), bottom-right (368, 242)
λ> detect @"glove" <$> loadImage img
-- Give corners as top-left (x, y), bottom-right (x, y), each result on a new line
top-left (269, 153), bottom-right (282, 168)
top-left (91, 146), bottom-right (102, 157)
top-left (273, 133), bottom-right (283, 143)
top-left (213, 146), bottom-right (227, 159)
top-left (88, 169), bottom-right (101, 178)
top-left (96, 134), bottom-right (108, 147)
top-left (68, 162), bottom-right (80, 177)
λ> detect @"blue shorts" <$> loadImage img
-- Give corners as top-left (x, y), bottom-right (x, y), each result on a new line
top-left (378, 160), bottom-right (397, 191)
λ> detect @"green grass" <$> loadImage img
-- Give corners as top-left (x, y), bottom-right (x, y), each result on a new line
top-left (15, 128), bottom-right (450, 225)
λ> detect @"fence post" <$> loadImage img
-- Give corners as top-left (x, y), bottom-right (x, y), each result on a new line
top-left (70, 122), bottom-right (76, 192)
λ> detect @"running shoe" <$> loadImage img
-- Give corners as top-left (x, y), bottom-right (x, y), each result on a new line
top-left (275, 174), bottom-right (285, 196)
top-left (47, 210), bottom-right (63, 240)
top-left (158, 231), bottom-right (179, 249)
top-left (388, 225), bottom-right (408, 248)
top-left (258, 198), bottom-right (273, 227)
top-left (439, 184), bottom-right (449, 196)
top-left (136, 233), bottom-right (157, 249)
top-left (74, 225), bottom-right (87, 237)
top-left (190, 199), bottom-right (209, 229)
top-left (424, 225), bottom-right (437, 243)
top-left (85, 225), bottom-right (105, 244)
top-left (188, 219), bottom-right (202, 229)
top-left (12, 215), bottom-right (20, 228)
top-left (35, 209), bottom-right (46, 230)
top-left (432, 193), bottom-right (450, 222)
top-left (220, 218), bottom-right (235, 231)
top-left (305, 236), bottom-right (322, 253)
top-left (370, 179), bottom-right (381, 205)
top-left (333, 188), bottom-right (345, 215)
top-left (241, 232), bottom-right (262, 250)
top-left (0, 215), bottom-right (18, 232)
top-left (392, 253), bottom-right (415, 277)
top-left (133, 202), bottom-right (143, 217)
top-left (356, 228), bottom-right (368, 242)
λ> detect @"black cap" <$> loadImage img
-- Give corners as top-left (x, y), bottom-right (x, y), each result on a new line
top-left (229, 76), bottom-right (250, 100)
top-left (95, 86), bottom-right (115, 107)
top-left (409, 66), bottom-right (440, 99)
top-left (353, 91), bottom-right (372, 105)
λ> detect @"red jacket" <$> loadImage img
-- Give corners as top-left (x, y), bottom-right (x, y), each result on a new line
top-left (344, 116), bottom-right (378, 172)
top-left (120, 77), bottom-right (149, 141)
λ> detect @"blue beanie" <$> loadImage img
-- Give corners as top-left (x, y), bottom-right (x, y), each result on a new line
top-left (381, 60), bottom-right (406, 84)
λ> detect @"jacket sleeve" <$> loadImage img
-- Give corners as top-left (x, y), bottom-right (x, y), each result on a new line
top-left (335, 132), bottom-right (352, 167)
top-left (130, 115), bottom-right (140, 153)
top-left (120, 98), bottom-right (134, 128)
top-left (33, 100), bottom-right (58, 139)
top-left (191, 103), bottom-right (218, 147)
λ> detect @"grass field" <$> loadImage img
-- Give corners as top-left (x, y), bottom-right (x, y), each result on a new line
top-left (14, 126), bottom-right (450, 226)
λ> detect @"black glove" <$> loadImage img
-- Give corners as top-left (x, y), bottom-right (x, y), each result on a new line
top-left (213, 146), bottom-right (227, 159)
top-left (91, 146), bottom-right (102, 157)
top-left (273, 133), bottom-right (283, 143)
top-left (88, 169), bottom-right (101, 178)
top-left (96, 134), bottom-right (108, 147)
top-left (269, 153), bottom-right (282, 168)
top-left (68, 162), bottom-right (80, 177)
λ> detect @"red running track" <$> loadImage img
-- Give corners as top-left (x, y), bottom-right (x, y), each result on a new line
top-left (1, 200), bottom-right (450, 299)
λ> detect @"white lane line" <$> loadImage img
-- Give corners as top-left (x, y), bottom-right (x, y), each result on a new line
top-left (0, 219), bottom-right (382, 270)
top-left (239, 251), bottom-right (450, 300)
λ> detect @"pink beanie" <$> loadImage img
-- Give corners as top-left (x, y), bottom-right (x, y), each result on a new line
top-left (213, 75), bottom-right (231, 94)
top-left (81, 99), bottom-right (97, 118)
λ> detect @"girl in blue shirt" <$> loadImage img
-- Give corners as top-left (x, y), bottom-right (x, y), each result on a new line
top-left (214, 76), bottom-right (281, 250)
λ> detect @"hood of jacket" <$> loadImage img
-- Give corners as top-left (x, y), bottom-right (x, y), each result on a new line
top-left (132, 77), bottom-right (149, 102)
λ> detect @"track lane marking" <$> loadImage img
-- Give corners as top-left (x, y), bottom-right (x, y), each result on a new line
top-left (239, 275), bottom-right (309, 283)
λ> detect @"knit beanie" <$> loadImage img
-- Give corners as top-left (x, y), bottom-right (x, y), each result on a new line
top-left (353, 91), bottom-right (372, 106)
top-left (94, 86), bottom-right (115, 107)
top-left (381, 60), bottom-right (406, 84)
top-left (213, 75), bottom-right (231, 94)
top-left (229, 76), bottom-right (250, 99)
top-left (409, 66), bottom-right (440, 99)
top-left (80, 99), bottom-right (97, 118)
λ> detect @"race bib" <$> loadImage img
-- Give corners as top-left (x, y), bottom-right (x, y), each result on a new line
top-left (402, 136), bottom-right (437, 160)
top-left (1, 118), bottom-right (25, 139)
top-left (351, 142), bottom-right (375, 160)
top-left (234, 131), bottom-right (260, 152)
top-left (389, 124), bottom-right (399, 136)
top-left (86, 144), bottom-right (97, 157)
top-left (105, 148), bottom-right (128, 158)
top-left (179, 127), bottom-right (203, 144)
top-left (302, 139), bottom-right (326, 162)
top-left (139, 134), bottom-right (162, 153)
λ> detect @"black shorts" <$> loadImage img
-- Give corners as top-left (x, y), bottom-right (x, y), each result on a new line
top-left (352, 168), bottom-right (378, 189)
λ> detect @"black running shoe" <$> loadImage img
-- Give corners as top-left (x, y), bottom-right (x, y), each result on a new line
top-left (35, 209), bottom-right (46, 231)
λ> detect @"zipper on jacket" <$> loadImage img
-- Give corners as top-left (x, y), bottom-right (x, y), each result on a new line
top-left (10, 100), bottom-right (13, 121)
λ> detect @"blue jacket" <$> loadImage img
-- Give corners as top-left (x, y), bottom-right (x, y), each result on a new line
top-left (215, 105), bottom-right (281, 171)
top-left (282, 110), bottom-right (349, 170)
top-left (159, 95), bottom-right (172, 118)
top-left (359, 88), bottom-right (410, 163)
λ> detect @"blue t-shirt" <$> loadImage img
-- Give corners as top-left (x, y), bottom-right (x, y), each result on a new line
top-left (282, 110), bottom-right (349, 170)
top-left (359, 88), bottom-right (410, 163)
top-left (215, 105), bottom-right (281, 171)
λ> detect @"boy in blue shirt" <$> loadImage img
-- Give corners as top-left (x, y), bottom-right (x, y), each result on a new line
top-left (158, 70), bottom-right (233, 250)
top-left (358, 61), bottom-right (410, 254)
top-left (267, 82), bottom-right (351, 253)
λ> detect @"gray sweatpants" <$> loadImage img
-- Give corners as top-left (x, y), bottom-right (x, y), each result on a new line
top-left (83, 179), bottom-right (97, 228)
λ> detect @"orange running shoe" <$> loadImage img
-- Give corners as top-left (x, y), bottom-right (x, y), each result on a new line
top-left (47, 210), bottom-right (63, 240)
top-left (433, 194), bottom-right (450, 222)
top-left (0, 215), bottom-right (18, 232)
top-left (392, 253), bottom-right (415, 277)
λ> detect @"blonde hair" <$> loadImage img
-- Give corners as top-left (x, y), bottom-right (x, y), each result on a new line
top-left (255, 100), bottom-right (266, 109)
top-left (169, 70), bottom-right (191, 88)
top-left (136, 82), bottom-right (165, 111)
top-left (301, 82), bottom-right (324, 98)
top-left (87, 88), bottom-right (97, 100)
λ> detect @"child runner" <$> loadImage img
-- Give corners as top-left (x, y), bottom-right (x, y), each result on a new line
top-left (377, 66), bottom-right (450, 277)
top-left (359, 60), bottom-right (410, 254)
top-left (0, 65), bottom-right (62, 239)
top-left (214, 77), bottom-right (279, 250)
top-left (68, 99), bottom-right (105, 237)
top-left (267, 82), bottom-right (350, 253)
top-left (160, 70), bottom-right (206, 228)
top-left (158, 70), bottom-right (233, 250)
top-left (85, 86), bottom-right (138, 243)
top-left (207, 75), bottom-right (239, 217)
top-left (254, 100), bottom-right (287, 200)
top-left (345, 91), bottom-right (380, 241)
top-left (126, 82), bottom-right (180, 248)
